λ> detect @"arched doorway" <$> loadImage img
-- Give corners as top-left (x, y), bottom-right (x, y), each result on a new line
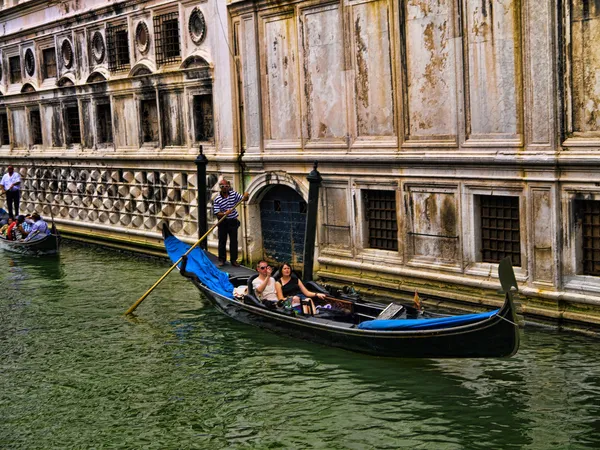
top-left (260, 186), bottom-right (307, 266)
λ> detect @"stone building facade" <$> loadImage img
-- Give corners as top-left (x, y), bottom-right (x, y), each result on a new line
top-left (0, 0), bottom-right (237, 254)
top-left (3, 0), bottom-right (600, 325)
top-left (227, 0), bottom-right (600, 326)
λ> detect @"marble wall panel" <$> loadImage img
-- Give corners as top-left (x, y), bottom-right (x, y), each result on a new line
top-left (41, 104), bottom-right (61, 148)
top-left (300, 4), bottom-right (347, 140)
top-left (525, 0), bottom-right (553, 146)
top-left (323, 186), bottom-right (351, 249)
top-left (403, 0), bottom-right (457, 140)
top-left (570, 0), bottom-right (600, 134)
top-left (81, 99), bottom-right (94, 148)
top-left (160, 91), bottom-right (185, 147)
top-left (11, 108), bottom-right (27, 148)
top-left (113, 96), bottom-right (138, 148)
top-left (352, 0), bottom-right (394, 137)
top-left (465, 0), bottom-right (520, 138)
top-left (407, 188), bottom-right (459, 262)
top-left (242, 16), bottom-right (261, 149)
top-left (532, 188), bottom-right (554, 284)
top-left (263, 14), bottom-right (301, 140)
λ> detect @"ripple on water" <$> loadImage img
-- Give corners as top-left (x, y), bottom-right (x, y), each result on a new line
top-left (3, 245), bottom-right (600, 448)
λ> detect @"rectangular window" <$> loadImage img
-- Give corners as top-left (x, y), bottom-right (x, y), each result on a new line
top-left (364, 190), bottom-right (398, 251)
top-left (580, 200), bottom-right (600, 276)
top-left (107, 23), bottom-right (130, 71)
top-left (96, 102), bottom-right (113, 144)
top-left (9, 56), bottom-right (21, 84)
top-left (154, 12), bottom-right (181, 65)
top-left (140, 99), bottom-right (159, 142)
top-left (0, 112), bottom-right (10, 146)
top-left (193, 95), bottom-right (214, 141)
top-left (479, 195), bottom-right (521, 266)
top-left (30, 110), bottom-right (43, 145)
top-left (42, 48), bottom-right (57, 79)
top-left (65, 105), bottom-right (81, 144)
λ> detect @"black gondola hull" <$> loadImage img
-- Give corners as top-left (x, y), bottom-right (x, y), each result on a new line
top-left (190, 278), bottom-right (520, 359)
top-left (0, 233), bottom-right (60, 255)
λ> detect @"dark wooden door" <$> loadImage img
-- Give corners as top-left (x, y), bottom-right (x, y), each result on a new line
top-left (260, 186), bottom-right (307, 266)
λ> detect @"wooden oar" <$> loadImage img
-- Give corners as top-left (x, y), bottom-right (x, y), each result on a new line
top-left (125, 196), bottom-right (246, 315)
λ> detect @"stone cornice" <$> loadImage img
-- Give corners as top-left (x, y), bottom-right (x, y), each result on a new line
top-left (0, 0), bottom-right (146, 44)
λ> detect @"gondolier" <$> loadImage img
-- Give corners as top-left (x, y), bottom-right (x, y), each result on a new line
top-left (213, 179), bottom-right (249, 267)
top-left (1, 165), bottom-right (21, 219)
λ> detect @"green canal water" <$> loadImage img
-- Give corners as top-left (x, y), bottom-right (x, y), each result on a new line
top-left (2, 244), bottom-right (600, 449)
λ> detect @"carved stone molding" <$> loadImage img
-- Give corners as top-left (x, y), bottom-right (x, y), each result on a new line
top-left (189, 8), bottom-right (207, 45)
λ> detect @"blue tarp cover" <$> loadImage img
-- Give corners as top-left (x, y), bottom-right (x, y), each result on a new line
top-left (357, 309), bottom-right (500, 331)
top-left (164, 234), bottom-right (234, 299)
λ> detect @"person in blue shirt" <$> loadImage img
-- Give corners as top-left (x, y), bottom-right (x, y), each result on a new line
top-left (25, 213), bottom-right (50, 241)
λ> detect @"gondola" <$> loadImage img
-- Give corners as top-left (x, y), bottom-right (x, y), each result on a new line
top-left (163, 224), bottom-right (521, 358)
top-left (0, 226), bottom-right (60, 256)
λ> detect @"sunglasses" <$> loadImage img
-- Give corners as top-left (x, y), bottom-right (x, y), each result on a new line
top-left (258, 266), bottom-right (268, 270)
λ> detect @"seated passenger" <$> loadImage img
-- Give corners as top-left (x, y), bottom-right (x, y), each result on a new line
top-left (23, 215), bottom-right (32, 233)
top-left (0, 217), bottom-right (13, 237)
top-left (25, 213), bottom-right (50, 240)
top-left (275, 262), bottom-right (327, 315)
top-left (9, 215), bottom-right (28, 240)
top-left (252, 260), bottom-right (279, 307)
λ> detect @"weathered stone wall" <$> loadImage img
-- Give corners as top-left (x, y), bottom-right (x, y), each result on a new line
top-left (227, 0), bottom-right (600, 322)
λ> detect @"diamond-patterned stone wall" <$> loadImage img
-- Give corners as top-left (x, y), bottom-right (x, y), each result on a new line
top-left (3, 165), bottom-right (217, 237)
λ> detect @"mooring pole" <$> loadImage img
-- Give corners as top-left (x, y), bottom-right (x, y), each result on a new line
top-left (195, 146), bottom-right (209, 249)
top-left (303, 161), bottom-right (322, 282)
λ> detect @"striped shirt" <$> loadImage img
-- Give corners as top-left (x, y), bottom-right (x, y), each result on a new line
top-left (213, 190), bottom-right (243, 219)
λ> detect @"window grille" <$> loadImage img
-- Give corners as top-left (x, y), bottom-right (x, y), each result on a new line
top-left (193, 95), bottom-right (214, 141)
top-left (364, 190), bottom-right (398, 251)
top-left (107, 23), bottom-right (130, 71)
top-left (0, 113), bottom-right (9, 145)
top-left (30, 110), bottom-right (42, 145)
top-left (9, 56), bottom-right (21, 84)
top-left (580, 200), bottom-right (600, 276)
top-left (96, 102), bottom-right (113, 144)
top-left (480, 195), bottom-right (521, 266)
top-left (65, 105), bottom-right (81, 144)
top-left (42, 48), bottom-right (57, 79)
top-left (154, 12), bottom-right (181, 65)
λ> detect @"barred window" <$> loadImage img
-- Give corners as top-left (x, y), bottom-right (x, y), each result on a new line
top-left (42, 48), bottom-right (57, 79)
top-left (364, 190), bottom-right (398, 251)
top-left (96, 102), bottom-right (113, 144)
top-left (154, 12), bottom-right (181, 65)
top-left (479, 195), bottom-right (521, 266)
top-left (107, 23), bottom-right (130, 71)
top-left (9, 56), bottom-right (21, 84)
top-left (0, 112), bottom-right (10, 145)
top-left (580, 200), bottom-right (600, 276)
top-left (193, 95), bottom-right (214, 141)
top-left (65, 105), bottom-right (81, 144)
top-left (30, 110), bottom-right (42, 145)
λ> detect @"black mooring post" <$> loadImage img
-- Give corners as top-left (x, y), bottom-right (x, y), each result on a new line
top-left (195, 146), bottom-right (209, 249)
top-left (303, 161), bottom-right (322, 282)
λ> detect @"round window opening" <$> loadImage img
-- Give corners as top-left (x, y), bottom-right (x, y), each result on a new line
top-left (61, 40), bottom-right (73, 69)
top-left (24, 48), bottom-right (35, 76)
top-left (135, 22), bottom-right (150, 54)
top-left (189, 8), bottom-right (206, 45)
top-left (92, 32), bottom-right (105, 64)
